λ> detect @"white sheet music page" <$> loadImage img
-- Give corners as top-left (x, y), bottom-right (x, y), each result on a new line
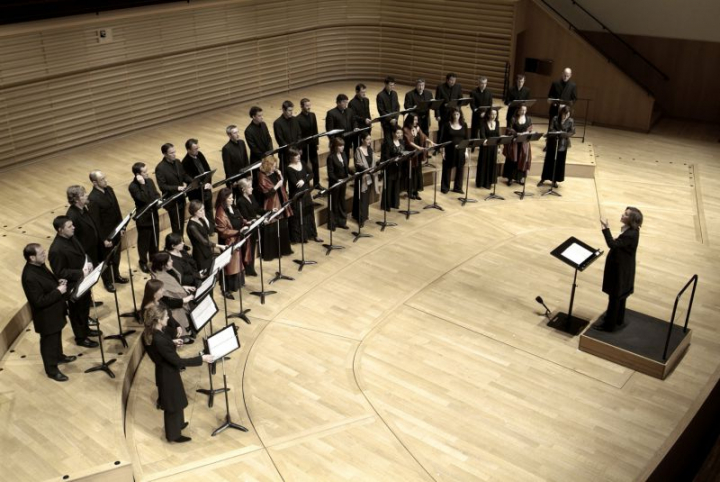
top-left (207, 326), bottom-right (239, 359)
top-left (561, 243), bottom-right (593, 266)
top-left (191, 295), bottom-right (217, 331)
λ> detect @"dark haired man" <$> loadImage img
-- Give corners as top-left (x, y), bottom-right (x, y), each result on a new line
top-left (325, 94), bottom-right (354, 158)
top-left (404, 78), bottom-right (433, 136)
top-left (156, 143), bottom-right (192, 235)
top-left (377, 76), bottom-right (400, 143)
top-left (435, 73), bottom-right (463, 140)
top-left (181, 138), bottom-right (214, 230)
top-left (349, 83), bottom-right (372, 153)
top-left (245, 106), bottom-right (274, 163)
top-left (128, 162), bottom-right (160, 273)
top-left (273, 100), bottom-right (302, 172)
top-left (297, 99), bottom-right (323, 190)
top-left (221, 124), bottom-right (250, 200)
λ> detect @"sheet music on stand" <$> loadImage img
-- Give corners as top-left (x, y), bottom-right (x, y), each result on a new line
top-left (561, 243), bottom-right (594, 267)
top-left (107, 210), bottom-right (134, 241)
top-left (551, 236), bottom-right (602, 272)
top-left (194, 273), bottom-right (217, 301)
top-left (72, 261), bottom-right (104, 301)
top-left (207, 323), bottom-right (240, 359)
top-left (190, 295), bottom-right (218, 332)
top-left (211, 246), bottom-right (233, 275)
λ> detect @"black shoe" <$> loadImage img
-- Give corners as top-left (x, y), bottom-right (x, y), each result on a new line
top-left (552, 182), bottom-right (559, 188)
top-left (92, 301), bottom-right (103, 308)
top-left (518, 178), bottom-right (525, 185)
top-left (452, 188), bottom-right (464, 194)
top-left (315, 184), bottom-right (327, 191)
top-left (415, 194), bottom-right (422, 200)
top-left (77, 338), bottom-right (99, 348)
top-left (171, 435), bottom-right (192, 443)
top-left (104, 283), bottom-right (116, 293)
top-left (537, 180), bottom-right (545, 187)
top-left (182, 422), bottom-right (189, 430)
top-left (441, 189), bottom-right (449, 194)
top-left (223, 291), bottom-right (235, 300)
top-left (313, 237), bottom-right (324, 243)
top-left (181, 335), bottom-right (195, 345)
top-left (245, 270), bottom-right (257, 277)
top-left (114, 276), bottom-right (129, 284)
top-left (87, 329), bottom-right (102, 337)
top-left (139, 263), bottom-right (150, 274)
top-left (507, 180), bottom-right (513, 186)
top-left (58, 355), bottom-right (77, 364)
top-left (47, 371), bottom-right (69, 382)
top-left (338, 225), bottom-right (349, 230)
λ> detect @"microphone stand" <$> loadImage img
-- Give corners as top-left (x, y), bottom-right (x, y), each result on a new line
top-left (268, 200), bottom-right (294, 284)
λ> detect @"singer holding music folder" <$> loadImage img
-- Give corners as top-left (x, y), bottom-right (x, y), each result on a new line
top-left (142, 304), bottom-right (213, 443)
top-left (538, 106), bottom-right (575, 188)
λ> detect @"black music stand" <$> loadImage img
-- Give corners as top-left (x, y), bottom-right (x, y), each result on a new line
top-left (207, 324), bottom-right (248, 436)
top-left (321, 176), bottom-right (352, 255)
top-left (103, 243), bottom-right (136, 348)
top-left (212, 160), bottom-right (262, 190)
top-left (456, 139), bottom-right (483, 206)
top-left (349, 165), bottom-right (374, 242)
top-left (415, 99), bottom-right (444, 163)
top-left (72, 261), bottom-right (116, 378)
top-left (376, 156), bottom-right (400, 231)
top-left (248, 212), bottom-right (275, 304)
top-left (191, 279), bottom-right (228, 408)
top-left (548, 236), bottom-right (603, 336)
top-left (225, 236), bottom-right (251, 324)
top-left (398, 150), bottom-right (422, 219)
top-left (422, 141), bottom-right (451, 211)
top-left (483, 135), bottom-right (513, 201)
top-left (267, 201), bottom-right (294, 284)
top-left (291, 186), bottom-right (317, 271)
top-left (512, 131), bottom-right (543, 200)
top-left (541, 130), bottom-right (573, 197)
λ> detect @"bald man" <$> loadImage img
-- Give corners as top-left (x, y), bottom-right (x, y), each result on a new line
top-left (548, 67), bottom-right (577, 126)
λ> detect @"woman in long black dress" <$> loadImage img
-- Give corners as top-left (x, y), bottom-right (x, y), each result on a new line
top-left (258, 155), bottom-right (293, 260)
top-left (142, 304), bottom-right (213, 443)
top-left (353, 131), bottom-right (379, 225)
top-left (439, 108), bottom-right (469, 194)
top-left (285, 148), bottom-right (322, 243)
top-left (502, 104), bottom-right (533, 185)
top-left (326, 137), bottom-right (350, 229)
top-left (475, 108), bottom-right (501, 189)
top-left (186, 200), bottom-right (223, 274)
top-left (538, 105), bottom-right (575, 188)
top-left (381, 126), bottom-right (404, 210)
top-left (235, 178), bottom-right (265, 276)
top-left (402, 113), bottom-right (432, 200)
top-left (214, 187), bottom-right (247, 298)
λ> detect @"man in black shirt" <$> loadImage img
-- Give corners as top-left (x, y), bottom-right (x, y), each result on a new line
top-left (273, 100), bottom-right (302, 172)
top-left (470, 76), bottom-right (493, 139)
top-left (155, 143), bottom-right (192, 236)
top-left (349, 83), bottom-right (372, 154)
top-left (404, 78), bottom-right (433, 136)
top-left (376, 76), bottom-right (400, 144)
top-left (221, 124), bottom-right (250, 200)
top-left (297, 98), bottom-right (322, 190)
top-left (48, 216), bottom-right (99, 349)
top-left (22, 242), bottom-right (77, 381)
top-left (504, 74), bottom-right (531, 125)
top-left (548, 67), bottom-right (578, 126)
top-left (325, 94), bottom-right (354, 158)
top-left (88, 170), bottom-right (129, 291)
top-left (181, 138), bottom-right (214, 230)
top-left (128, 162), bottom-right (160, 273)
top-left (435, 72), bottom-right (464, 141)
top-left (245, 106), bottom-right (274, 163)
top-left (65, 185), bottom-right (109, 291)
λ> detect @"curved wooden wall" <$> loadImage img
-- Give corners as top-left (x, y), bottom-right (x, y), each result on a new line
top-left (0, 0), bottom-right (517, 171)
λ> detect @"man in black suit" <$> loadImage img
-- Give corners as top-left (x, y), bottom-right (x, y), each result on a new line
top-left (548, 67), bottom-right (578, 127)
top-left (128, 162), bottom-right (160, 273)
top-left (470, 76), bottom-right (493, 139)
top-left (181, 138), bottom-right (214, 230)
top-left (21, 243), bottom-right (77, 381)
top-left (435, 73), bottom-right (464, 141)
top-left (245, 106), bottom-right (274, 164)
top-left (65, 185), bottom-right (109, 291)
top-left (404, 78), bottom-right (433, 136)
top-left (88, 170), bottom-right (129, 292)
top-left (48, 216), bottom-right (99, 348)
top-left (349, 83), bottom-right (372, 153)
top-left (376, 76), bottom-right (400, 144)
top-left (273, 100), bottom-right (302, 173)
top-left (504, 74), bottom-right (531, 125)
top-left (325, 94), bottom-right (354, 158)
top-left (156, 143), bottom-right (192, 236)
top-left (297, 98), bottom-right (322, 190)
top-left (595, 207), bottom-right (643, 332)
top-left (221, 124), bottom-right (250, 201)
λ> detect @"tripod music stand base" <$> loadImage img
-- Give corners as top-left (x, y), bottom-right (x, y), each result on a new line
top-left (120, 310), bottom-right (141, 321)
top-left (547, 312), bottom-right (590, 336)
top-left (105, 330), bottom-right (135, 348)
top-left (376, 220), bottom-right (397, 231)
top-left (323, 244), bottom-right (345, 255)
top-left (423, 203), bottom-right (444, 211)
top-left (269, 273), bottom-right (294, 284)
top-left (197, 387), bottom-right (229, 408)
top-left (212, 416), bottom-right (249, 436)
top-left (457, 197), bottom-right (478, 206)
top-left (85, 358), bottom-right (117, 378)
top-left (513, 190), bottom-right (534, 200)
top-left (250, 290), bottom-right (276, 304)
top-left (398, 209), bottom-right (419, 218)
top-left (293, 259), bottom-right (317, 272)
top-left (228, 310), bottom-right (251, 324)
top-left (542, 188), bottom-right (562, 197)
top-left (485, 193), bottom-right (505, 201)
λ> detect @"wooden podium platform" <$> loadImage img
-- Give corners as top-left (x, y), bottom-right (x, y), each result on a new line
top-left (579, 310), bottom-right (692, 380)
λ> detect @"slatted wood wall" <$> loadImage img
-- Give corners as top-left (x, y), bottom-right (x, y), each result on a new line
top-left (0, 0), bottom-right (516, 170)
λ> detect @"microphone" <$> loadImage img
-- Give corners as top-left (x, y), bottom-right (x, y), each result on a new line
top-left (536, 296), bottom-right (551, 318)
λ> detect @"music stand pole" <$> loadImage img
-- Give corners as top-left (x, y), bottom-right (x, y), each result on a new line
top-left (293, 193), bottom-right (317, 270)
top-left (211, 355), bottom-right (248, 436)
top-left (196, 322), bottom-right (228, 408)
top-left (542, 133), bottom-right (562, 197)
top-left (250, 227), bottom-right (276, 304)
top-left (399, 155), bottom-right (420, 219)
top-left (85, 288), bottom-right (117, 378)
top-left (104, 264), bottom-right (136, 348)
top-left (270, 209), bottom-right (294, 284)
top-left (484, 137), bottom-right (507, 201)
top-left (323, 186), bottom-right (345, 255)
top-left (119, 245), bottom-right (140, 322)
top-left (352, 171), bottom-right (373, 242)
top-left (424, 166), bottom-right (444, 211)
top-left (458, 142), bottom-right (479, 206)
top-left (376, 167), bottom-right (398, 230)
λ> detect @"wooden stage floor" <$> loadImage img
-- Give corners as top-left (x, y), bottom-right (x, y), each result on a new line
top-left (1, 82), bottom-right (719, 481)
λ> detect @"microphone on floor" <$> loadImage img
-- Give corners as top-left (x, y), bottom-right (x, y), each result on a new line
top-left (536, 296), bottom-right (551, 318)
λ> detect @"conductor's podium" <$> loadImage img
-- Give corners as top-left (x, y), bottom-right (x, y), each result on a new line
top-left (579, 310), bottom-right (692, 380)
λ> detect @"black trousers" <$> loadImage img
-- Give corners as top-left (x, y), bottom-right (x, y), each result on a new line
top-left (441, 158), bottom-right (465, 192)
top-left (68, 293), bottom-right (90, 342)
top-left (166, 201), bottom-right (186, 236)
top-left (604, 295), bottom-right (628, 330)
top-left (40, 330), bottom-right (63, 375)
top-left (164, 409), bottom-right (185, 442)
top-left (101, 243), bottom-right (122, 285)
top-left (302, 146), bottom-right (320, 187)
top-left (329, 184), bottom-right (347, 230)
top-left (137, 224), bottom-right (159, 266)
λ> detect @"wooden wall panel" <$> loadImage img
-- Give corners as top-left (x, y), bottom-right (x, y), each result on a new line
top-left (0, 0), bottom-right (517, 170)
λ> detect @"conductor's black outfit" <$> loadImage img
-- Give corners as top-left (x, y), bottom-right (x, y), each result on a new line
top-left (181, 151), bottom-right (214, 231)
top-left (129, 176), bottom-right (160, 270)
top-left (21, 262), bottom-right (68, 375)
top-left (88, 186), bottom-right (123, 287)
top-left (156, 158), bottom-right (192, 235)
top-left (600, 226), bottom-right (639, 331)
top-left (48, 234), bottom-right (90, 344)
top-left (145, 329), bottom-right (202, 442)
